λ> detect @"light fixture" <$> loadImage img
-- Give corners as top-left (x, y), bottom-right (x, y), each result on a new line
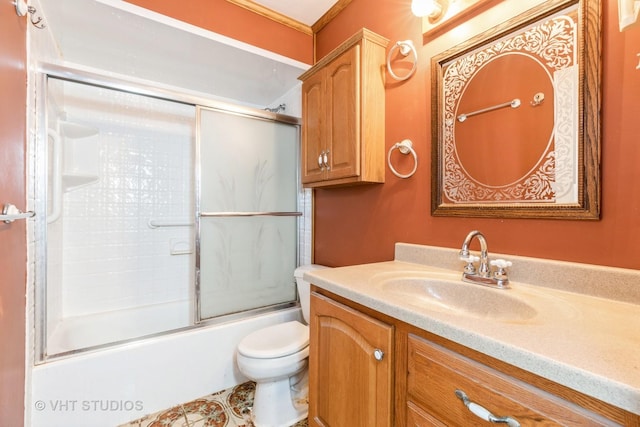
top-left (411, 0), bottom-right (448, 21)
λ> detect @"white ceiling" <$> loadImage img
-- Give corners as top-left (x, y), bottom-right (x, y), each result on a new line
top-left (35, 0), bottom-right (337, 109)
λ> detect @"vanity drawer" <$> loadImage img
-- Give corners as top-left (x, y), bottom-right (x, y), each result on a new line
top-left (406, 401), bottom-right (446, 427)
top-left (407, 334), bottom-right (617, 426)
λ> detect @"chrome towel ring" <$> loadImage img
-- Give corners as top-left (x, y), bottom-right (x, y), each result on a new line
top-left (387, 139), bottom-right (418, 179)
top-left (386, 40), bottom-right (418, 81)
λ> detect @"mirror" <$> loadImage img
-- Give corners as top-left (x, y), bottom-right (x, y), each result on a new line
top-left (431, 0), bottom-right (601, 219)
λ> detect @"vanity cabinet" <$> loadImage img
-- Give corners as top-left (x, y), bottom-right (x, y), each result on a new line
top-left (309, 288), bottom-right (640, 427)
top-left (308, 292), bottom-right (393, 427)
top-left (298, 28), bottom-right (388, 188)
top-left (406, 334), bottom-right (617, 426)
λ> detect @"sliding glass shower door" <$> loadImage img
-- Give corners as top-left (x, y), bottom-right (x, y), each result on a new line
top-left (197, 107), bottom-right (300, 320)
top-left (41, 76), bottom-right (196, 358)
top-left (36, 67), bottom-right (302, 360)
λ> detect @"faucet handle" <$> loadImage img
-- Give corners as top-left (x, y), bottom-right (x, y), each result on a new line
top-left (490, 259), bottom-right (512, 269)
top-left (460, 254), bottom-right (479, 274)
top-left (460, 254), bottom-right (479, 263)
top-left (490, 259), bottom-right (512, 285)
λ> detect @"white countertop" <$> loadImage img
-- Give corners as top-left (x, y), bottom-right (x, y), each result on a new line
top-left (304, 243), bottom-right (640, 415)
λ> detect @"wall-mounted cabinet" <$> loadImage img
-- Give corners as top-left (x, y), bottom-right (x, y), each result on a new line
top-left (299, 28), bottom-right (388, 188)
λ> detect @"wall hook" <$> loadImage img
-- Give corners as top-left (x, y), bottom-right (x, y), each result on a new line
top-left (15, 0), bottom-right (46, 29)
top-left (530, 92), bottom-right (545, 106)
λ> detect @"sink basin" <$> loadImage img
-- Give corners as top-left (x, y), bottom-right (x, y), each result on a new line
top-left (371, 272), bottom-right (538, 322)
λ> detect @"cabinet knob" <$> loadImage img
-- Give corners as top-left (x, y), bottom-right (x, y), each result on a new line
top-left (373, 348), bottom-right (384, 361)
top-left (318, 151), bottom-right (325, 170)
top-left (323, 150), bottom-right (330, 170)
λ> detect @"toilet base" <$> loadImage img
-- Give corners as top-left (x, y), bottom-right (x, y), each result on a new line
top-left (251, 370), bottom-right (308, 427)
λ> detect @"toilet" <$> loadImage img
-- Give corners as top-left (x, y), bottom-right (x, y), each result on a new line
top-left (236, 264), bottom-right (328, 427)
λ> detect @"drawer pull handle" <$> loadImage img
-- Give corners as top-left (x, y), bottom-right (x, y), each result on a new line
top-left (373, 348), bottom-right (384, 361)
top-left (455, 389), bottom-right (520, 427)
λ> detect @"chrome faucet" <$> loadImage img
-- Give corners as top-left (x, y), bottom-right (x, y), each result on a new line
top-left (459, 230), bottom-right (511, 289)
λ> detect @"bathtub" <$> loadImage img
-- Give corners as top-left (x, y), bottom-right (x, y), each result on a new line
top-left (30, 307), bottom-right (302, 427)
top-left (46, 300), bottom-right (193, 356)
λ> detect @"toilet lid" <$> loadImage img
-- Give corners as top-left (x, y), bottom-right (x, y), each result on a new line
top-left (238, 320), bottom-right (309, 359)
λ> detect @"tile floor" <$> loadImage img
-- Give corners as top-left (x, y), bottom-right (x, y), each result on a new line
top-left (119, 381), bottom-right (308, 427)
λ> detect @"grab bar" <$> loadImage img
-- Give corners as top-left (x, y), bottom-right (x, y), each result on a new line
top-left (200, 211), bottom-right (302, 217)
top-left (1, 203), bottom-right (35, 223)
top-left (148, 212), bottom-right (303, 228)
top-left (47, 128), bottom-right (62, 224)
top-left (457, 98), bottom-right (521, 122)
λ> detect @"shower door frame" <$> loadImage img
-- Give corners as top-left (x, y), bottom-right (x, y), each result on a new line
top-left (34, 63), bottom-right (303, 362)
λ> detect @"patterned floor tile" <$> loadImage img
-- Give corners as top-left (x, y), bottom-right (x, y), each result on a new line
top-left (120, 382), bottom-right (308, 427)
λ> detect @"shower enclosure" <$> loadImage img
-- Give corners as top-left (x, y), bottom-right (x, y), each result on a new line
top-left (36, 66), bottom-right (302, 360)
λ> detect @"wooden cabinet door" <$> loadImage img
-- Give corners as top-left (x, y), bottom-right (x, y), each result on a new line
top-left (309, 292), bottom-right (393, 427)
top-left (298, 29), bottom-right (387, 188)
top-left (325, 45), bottom-right (360, 181)
top-left (301, 71), bottom-right (326, 184)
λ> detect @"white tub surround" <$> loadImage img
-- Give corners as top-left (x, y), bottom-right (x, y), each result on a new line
top-left (31, 308), bottom-right (301, 427)
top-left (304, 243), bottom-right (640, 416)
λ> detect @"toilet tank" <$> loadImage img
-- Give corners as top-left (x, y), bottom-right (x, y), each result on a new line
top-left (294, 264), bottom-right (329, 324)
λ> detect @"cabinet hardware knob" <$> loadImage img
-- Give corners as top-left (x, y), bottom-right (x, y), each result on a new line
top-left (318, 151), bottom-right (325, 170)
top-left (373, 348), bottom-right (384, 361)
top-left (454, 389), bottom-right (520, 427)
top-left (323, 150), bottom-right (330, 170)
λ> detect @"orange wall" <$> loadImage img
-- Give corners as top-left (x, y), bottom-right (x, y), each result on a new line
top-left (312, 0), bottom-right (640, 270)
top-left (0, 0), bottom-right (27, 424)
top-left (125, 0), bottom-right (314, 64)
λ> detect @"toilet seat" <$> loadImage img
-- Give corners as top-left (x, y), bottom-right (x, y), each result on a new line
top-left (238, 320), bottom-right (308, 359)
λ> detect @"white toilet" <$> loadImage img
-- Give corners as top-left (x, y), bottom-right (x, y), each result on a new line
top-left (236, 264), bottom-right (328, 427)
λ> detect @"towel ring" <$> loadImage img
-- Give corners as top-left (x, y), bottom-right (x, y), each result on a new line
top-left (388, 139), bottom-right (418, 179)
top-left (386, 40), bottom-right (418, 81)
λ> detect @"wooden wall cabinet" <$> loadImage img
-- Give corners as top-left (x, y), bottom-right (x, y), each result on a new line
top-left (309, 292), bottom-right (393, 427)
top-left (310, 288), bottom-right (640, 427)
top-left (299, 29), bottom-right (388, 188)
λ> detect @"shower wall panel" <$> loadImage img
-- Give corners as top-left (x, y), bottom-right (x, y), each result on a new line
top-left (49, 79), bottom-right (196, 319)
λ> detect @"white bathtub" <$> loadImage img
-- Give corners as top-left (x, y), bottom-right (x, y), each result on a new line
top-left (30, 307), bottom-right (302, 427)
top-left (46, 300), bottom-right (193, 356)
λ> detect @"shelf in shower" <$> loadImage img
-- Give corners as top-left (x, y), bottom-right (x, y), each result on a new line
top-left (62, 174), bottom-right (99, 192)
top-left (60, 121), bottom-right (98, 139)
